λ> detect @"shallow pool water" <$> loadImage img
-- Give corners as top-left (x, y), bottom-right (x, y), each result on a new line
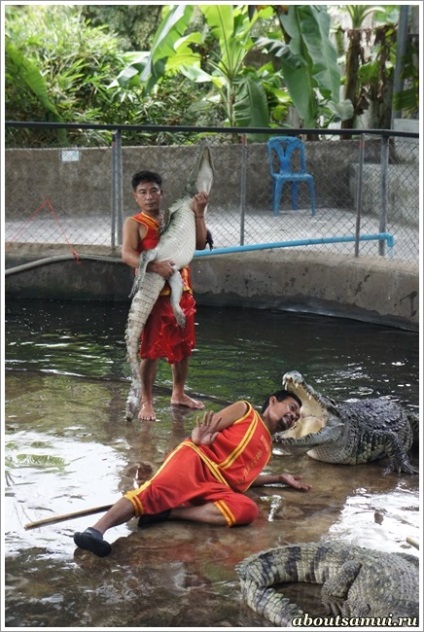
top-left (3, 299), bottom-right (420, 628)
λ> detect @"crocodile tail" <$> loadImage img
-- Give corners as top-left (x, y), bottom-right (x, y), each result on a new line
top-left (129, 250), bottom-right (156, 298)
top-left (125, 382), bottom-right (140, 421)
top-left (129, 274), bottom-right (139, 299)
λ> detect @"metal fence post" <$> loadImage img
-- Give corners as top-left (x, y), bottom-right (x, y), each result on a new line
top-left (379, 134), bottom-right (390, 257)
top-left (111, 130), bottom-right (123, 248)
top-left (115, 130), bottom-right (123, 246)
top-left (354, 136), bottom-right (365, 257)
top-left (391, 5), bottom-right (410, 124)
top-left (239, 134), bottom-right (247, 246)
top-left (111, 134), bottom-right (117, 248)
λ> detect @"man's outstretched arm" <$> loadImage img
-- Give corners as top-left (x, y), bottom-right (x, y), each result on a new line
top-left (251, 472), bottom-right (312, 491)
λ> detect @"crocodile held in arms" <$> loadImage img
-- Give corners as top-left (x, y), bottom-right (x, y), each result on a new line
top-left (125, 146), bottom-right (214, 421)
top-left (274, 370), bottom-right (418, 474)
top-left (236, 541), bottom-right (419, 627)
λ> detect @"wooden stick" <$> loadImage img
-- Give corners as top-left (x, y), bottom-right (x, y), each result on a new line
top-left (24, 504), bottom-right (113, 530)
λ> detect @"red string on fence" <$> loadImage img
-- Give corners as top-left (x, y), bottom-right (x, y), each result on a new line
top-left (6, 197), bottom-right (80, 262)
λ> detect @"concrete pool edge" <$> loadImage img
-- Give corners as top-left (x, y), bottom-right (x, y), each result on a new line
top-left (4, 247), bottom-right (419, 331)
top-left (191, 250), bottom-right (419, 331)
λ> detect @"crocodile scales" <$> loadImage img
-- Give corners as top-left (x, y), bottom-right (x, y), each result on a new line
top-left (274, 370), bottom-right (419, 474)
top-left (125, 145), bottom-right (214, 421)
top-left (236, 541), bottom-right (419, 627)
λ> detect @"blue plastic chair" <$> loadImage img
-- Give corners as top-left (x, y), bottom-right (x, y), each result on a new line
top-left (267, 136), bottom-right (316, 217)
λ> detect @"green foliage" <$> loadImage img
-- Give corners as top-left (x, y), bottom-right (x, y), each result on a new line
top-left (5, 4), bottom-right (216, 146)
top-left (81, 4), bottom-right (163, 51)
top-left (5, 3), bottom-right (416, 144)
top-left (344, 5), bottom-right (387, 29)
top-left (393, 34), bottom-right (419, 117)
top-left (255, 7), bottom-right (353, 131)
top-left (5, 5), bottom-right (140, 145)
top-left (113, 5), bottom-right (281, 130)
top-left (197, 5), bottom-right (272, 129)
top-left (5, 40), bottom-right (61, 120)
top-left (333, 5), bottom-right (418, 127)
top-left (34, 4), bottom-right (345, 133)
top-left (139, 4), bottom-right (196, 94)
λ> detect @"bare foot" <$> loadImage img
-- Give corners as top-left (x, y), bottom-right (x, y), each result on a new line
top-left (138, 403), bottom-right (156, 421)
top-left (171, 394), bottom-right (205, 410)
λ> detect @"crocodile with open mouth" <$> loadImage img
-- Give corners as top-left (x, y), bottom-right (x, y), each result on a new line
top-left (274, 370), bottom-right (418, 475)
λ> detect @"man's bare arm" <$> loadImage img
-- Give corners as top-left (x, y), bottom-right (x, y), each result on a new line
top-left (251, 473), bottom-right (312, 491)
top-left (192, 192), bottom-right (208, 250)
top-left (191, 402), bottom-right (249, 445)
top-left (121, 217), bottom-right (143, 268)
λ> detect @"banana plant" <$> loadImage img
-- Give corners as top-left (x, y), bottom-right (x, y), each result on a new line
top-left (336, 4), bottom-right (395, 129)
top-left (5, 40), bottom-right (62, 120)
top-left (114, 4), bottom-right (351, 129)
top-left (113, 4), bottom-right (274, 128)
top-left (139, 4), bottom-right (196, 95)
top-left (254, 4), bottom-right (353, 128)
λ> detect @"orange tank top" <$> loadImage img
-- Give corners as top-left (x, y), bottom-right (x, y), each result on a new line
top-left (131, 212), bottom-right (192, 295)
top-left (183, 402), bottom-right (272, 492)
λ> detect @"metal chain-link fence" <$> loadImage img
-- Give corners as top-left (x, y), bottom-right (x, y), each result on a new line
top-left (5, 123), bottom-right (419, 264)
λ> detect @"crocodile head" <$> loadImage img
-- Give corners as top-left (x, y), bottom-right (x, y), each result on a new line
top-left (274, 370), bottom-right (344, 451)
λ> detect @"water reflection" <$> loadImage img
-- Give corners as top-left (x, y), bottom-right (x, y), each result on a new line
top-left (328, 486), bottom-right (420, 553)
top-left (3, 299), bottom-right (420, 628)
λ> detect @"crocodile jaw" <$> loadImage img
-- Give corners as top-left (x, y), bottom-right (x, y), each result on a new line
top-left (276, 370), bottom-right (344, 447)
top-left (282, 370), bottom-right (329, 437)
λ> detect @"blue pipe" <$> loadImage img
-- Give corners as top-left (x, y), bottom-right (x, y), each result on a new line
top-left (195, 233), bottom-right (395, 258)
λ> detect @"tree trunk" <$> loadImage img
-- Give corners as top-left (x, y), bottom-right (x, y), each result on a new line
top-left (341, 29), bottom-right (364, 131)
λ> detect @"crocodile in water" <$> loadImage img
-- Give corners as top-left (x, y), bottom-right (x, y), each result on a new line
top-left (236, 541), bottom-right (419, 627)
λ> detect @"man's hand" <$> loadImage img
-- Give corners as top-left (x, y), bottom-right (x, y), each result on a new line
top-left (191, 191), bottom-right (209, 216)
top-left (191, 410), bottom-right (222, 446)
top-left (147, 259), bottom-right (176, 279)
top-left (251, 472), bottom-right (312, 489)
top-left (277, 473), bottom-right (312, 491)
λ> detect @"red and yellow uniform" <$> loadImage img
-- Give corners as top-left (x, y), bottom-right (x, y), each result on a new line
top-left (132, 212), bottom-right (196, 364)
top-left (124, 402), bottom-right (272, 526)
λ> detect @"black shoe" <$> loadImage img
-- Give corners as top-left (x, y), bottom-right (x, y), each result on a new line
top-left (138, 510), bottom-right (171, 528)
top-left (73, 528), bottom-right (112, 557)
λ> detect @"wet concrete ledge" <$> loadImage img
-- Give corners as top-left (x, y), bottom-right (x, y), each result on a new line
top-left (5, 247), bottom-right (419, 331)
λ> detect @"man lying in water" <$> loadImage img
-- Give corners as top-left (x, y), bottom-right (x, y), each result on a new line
top-left (74, 390), bottom-right (311, 557)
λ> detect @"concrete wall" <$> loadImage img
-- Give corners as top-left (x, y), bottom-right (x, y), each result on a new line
top-left (5, 247), bottom-right (419, 331)
top-left (191, 251), bottom-right (419, 330)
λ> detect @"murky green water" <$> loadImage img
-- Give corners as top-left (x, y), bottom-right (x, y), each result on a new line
top-left (4, 299), bottom-right (420, 629)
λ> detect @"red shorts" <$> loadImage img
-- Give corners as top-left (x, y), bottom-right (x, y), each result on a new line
top-left (140, 292), bottom-right (196, 364)
top-left (124, 444), bottom-right (259, 527)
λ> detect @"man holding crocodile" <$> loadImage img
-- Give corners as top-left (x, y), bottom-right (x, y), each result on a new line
top-left (121, 169), bottom-right (210, 421)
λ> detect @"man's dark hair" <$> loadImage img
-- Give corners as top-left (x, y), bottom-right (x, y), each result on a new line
top-left (261, 389), bottom-right (302, 413)
top-left (132, 170), bottom-right (162, 191)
